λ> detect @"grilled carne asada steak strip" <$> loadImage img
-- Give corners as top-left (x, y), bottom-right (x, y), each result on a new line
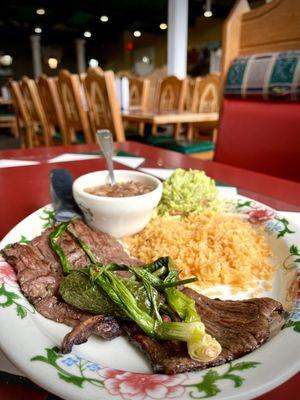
top-left (123, 289), bottom-right (284, 374)
top-left (61, 315), bottom-right (119, 353)
top-left (1, 220), bottom-right (140, 339)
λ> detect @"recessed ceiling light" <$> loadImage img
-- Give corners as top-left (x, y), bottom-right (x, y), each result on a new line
top-left (89, 58), bottom-right (99, 67)
top-left (0, 55), bottom-right (13, 66)
top-left (36, 8), bottom-right (45, 15)
top-left (84, 31), bottom-right (92, 38)
top-left (142, 56), bottom-right (150, 64)
top-left (100, 15), bottom-right (109, 22)
top-left (159, 23), bottom-right (167, 30)
top-left (34, 27), bottom-right (42, 33)
top-left (204, 10), bottom-right (213, 17)
top-left (133, 30), bottom-right (141, 38)
top-left (204, 0), bottom-right (213, 18)
top-left (48, 57), bottom-right (58, 69)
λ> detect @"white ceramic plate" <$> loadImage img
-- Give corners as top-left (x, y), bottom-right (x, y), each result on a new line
top-left (0, 194), bottom-right (299, 400)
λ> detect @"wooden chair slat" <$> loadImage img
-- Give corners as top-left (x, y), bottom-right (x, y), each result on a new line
top-left (187, 73), bottom-right (220, 140)
top-left (22, 77), bottom-right (53, 147)
top-left (37, 74), bottom-right (69, 145)
top-left (8, 80), bottom-right (35, 148)
top-left (58, 69), bottom-right (93, 144)
top-left (153, 75), bottom-right (187, 138)
top-left (127, 76), bottom-right (150, 135)
top-left (84, 69), bottom-right (125, 142)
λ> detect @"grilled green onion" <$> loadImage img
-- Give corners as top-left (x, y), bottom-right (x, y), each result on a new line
top-left (50, 222), bottom-right (73, 274)
top-left (89, 266), bottom-right (221, 362)
top-left (53, 222), bottom-right (222, 362)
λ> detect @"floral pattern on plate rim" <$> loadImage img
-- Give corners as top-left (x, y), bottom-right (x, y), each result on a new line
top-left (31, 347), bottom-right (261, 399)
top-left (0, 200), bottom-right (299, 399)
top-left (0, 261), bottom-right (34, 319)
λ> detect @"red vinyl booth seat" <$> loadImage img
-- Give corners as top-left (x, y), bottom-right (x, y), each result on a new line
top-left (214, 99), bottom-right (300, 182)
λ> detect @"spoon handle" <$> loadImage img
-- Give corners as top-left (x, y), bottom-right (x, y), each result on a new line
top-left (96, 130), bottom-right (116, 185)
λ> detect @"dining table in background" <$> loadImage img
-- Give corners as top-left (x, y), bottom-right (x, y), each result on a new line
top-left (122, 110), bottom-right (219, 125)
top-left (122, 109), bottom-right (219, 138)
top-left (0, 141), bottom-right (299, 400)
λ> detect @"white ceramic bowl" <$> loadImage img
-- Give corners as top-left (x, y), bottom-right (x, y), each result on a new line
top-left (72, 170), bottom-right (163, 238)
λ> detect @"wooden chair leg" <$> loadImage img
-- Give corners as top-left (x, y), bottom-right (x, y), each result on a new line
top-left (83, 125), bottom-right (94, 143)
top-left (174, 123), bottom-right (181, 139)
top-left (9, 120), bottom-right (18, 137)
top-left (19, 128), bottom-right (26, 149)
top-left (69, 128), bottom-right (76, 144)
top-left (152, 124), bottom-right (157, 135)
top-left (27, 125), bottom-right (35, 148)
top-left (59, 122), bottom-right (70, 145)
top-left (187, 124), bottom-right (194, 141)
top-left (138, 122), bottom-right (145, 136)
top-left (49, 125), bottom-right (57, 145)
top-left (44, 126), bottom-right (52, 147)
top-left (16, 118), bottom-right (22, 134)
top-left (212, 128), bottom-right (218, 143)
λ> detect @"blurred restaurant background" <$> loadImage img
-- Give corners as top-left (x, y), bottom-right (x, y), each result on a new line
top-left (0, 0), bottom-right (299, 181)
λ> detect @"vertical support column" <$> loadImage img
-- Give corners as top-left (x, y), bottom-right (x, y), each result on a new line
top-left (30, 35), bottom-right (42, 78)
top-left (167, 0), bottom-right (189, 79)
top-left (75, 39), bottom-right (86, 74)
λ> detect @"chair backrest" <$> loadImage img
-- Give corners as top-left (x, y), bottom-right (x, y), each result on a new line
top-left (154, 75), bottom-right (187, 112)
top-left (58, 69), bottom-right (93, 143)
top-left (84, 69), bottom-right (125, 142)
top-left (185, 77), bottom-right (197, 111)
top-left (79, 73), bottom-right (87, 83)
top-left (87, 66), bottom-right (104, 75)
top-left (191, 74), bottom-right (220, 113)
top-left (215, 0), bottom-right (300, 181)
top-left (8, 80), bottom-right (30, 127)
top-left (144, 65), bottom-right (168, 110)
top-left (220, 0), bottom-right (300, 93)
top-left (21, 76), bottom-right (51, 146)
top-left (128, 76), bottom-right (150, 111)
top-left (8, 79), bottom-right (34, 148)
top-left (37, 74), bottom-right (69, 144)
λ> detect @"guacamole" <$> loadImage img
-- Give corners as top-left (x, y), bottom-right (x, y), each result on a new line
top-left (157, 168), bottom-right (222, 216)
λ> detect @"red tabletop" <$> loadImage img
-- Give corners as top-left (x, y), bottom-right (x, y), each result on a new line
top-left (0, 141), bottom-right (299, 399)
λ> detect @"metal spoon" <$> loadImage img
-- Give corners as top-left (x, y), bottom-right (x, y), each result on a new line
top-left (96, 129), bottom-right (116, 186)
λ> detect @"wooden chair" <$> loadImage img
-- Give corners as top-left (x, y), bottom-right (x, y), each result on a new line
top-left (187, 73), bottom-right (220, 140)
top-left (128, 76), bottom-right (150, 134)
top-left (21, 76), bottom-right (52, 147)
top-left (37, 74), bottom-right (69, 145)
top-left (79, 73), bottom-right (87, 83)
top-left (87, 66), bottom-right (104, 75)
top-left (185, 77), bottom-right (197, 111)
top-left (57, 69), bottom-right (93, 144)
top-left (215, 0), bottom-right (300, 181)
top-left (83, 69), bottom-right (125, 142)
top-left (8, 80), bottom-right (35, 148)
top-left (144, 65), bottom-right (168, 110)
top-left (153, 75), bottom-right (187, 138)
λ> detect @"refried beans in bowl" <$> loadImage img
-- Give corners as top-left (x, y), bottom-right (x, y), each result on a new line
top-left (73, 170), bottom-right (163, 238)
top-left (85, 181), bottom-right (154, 197)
